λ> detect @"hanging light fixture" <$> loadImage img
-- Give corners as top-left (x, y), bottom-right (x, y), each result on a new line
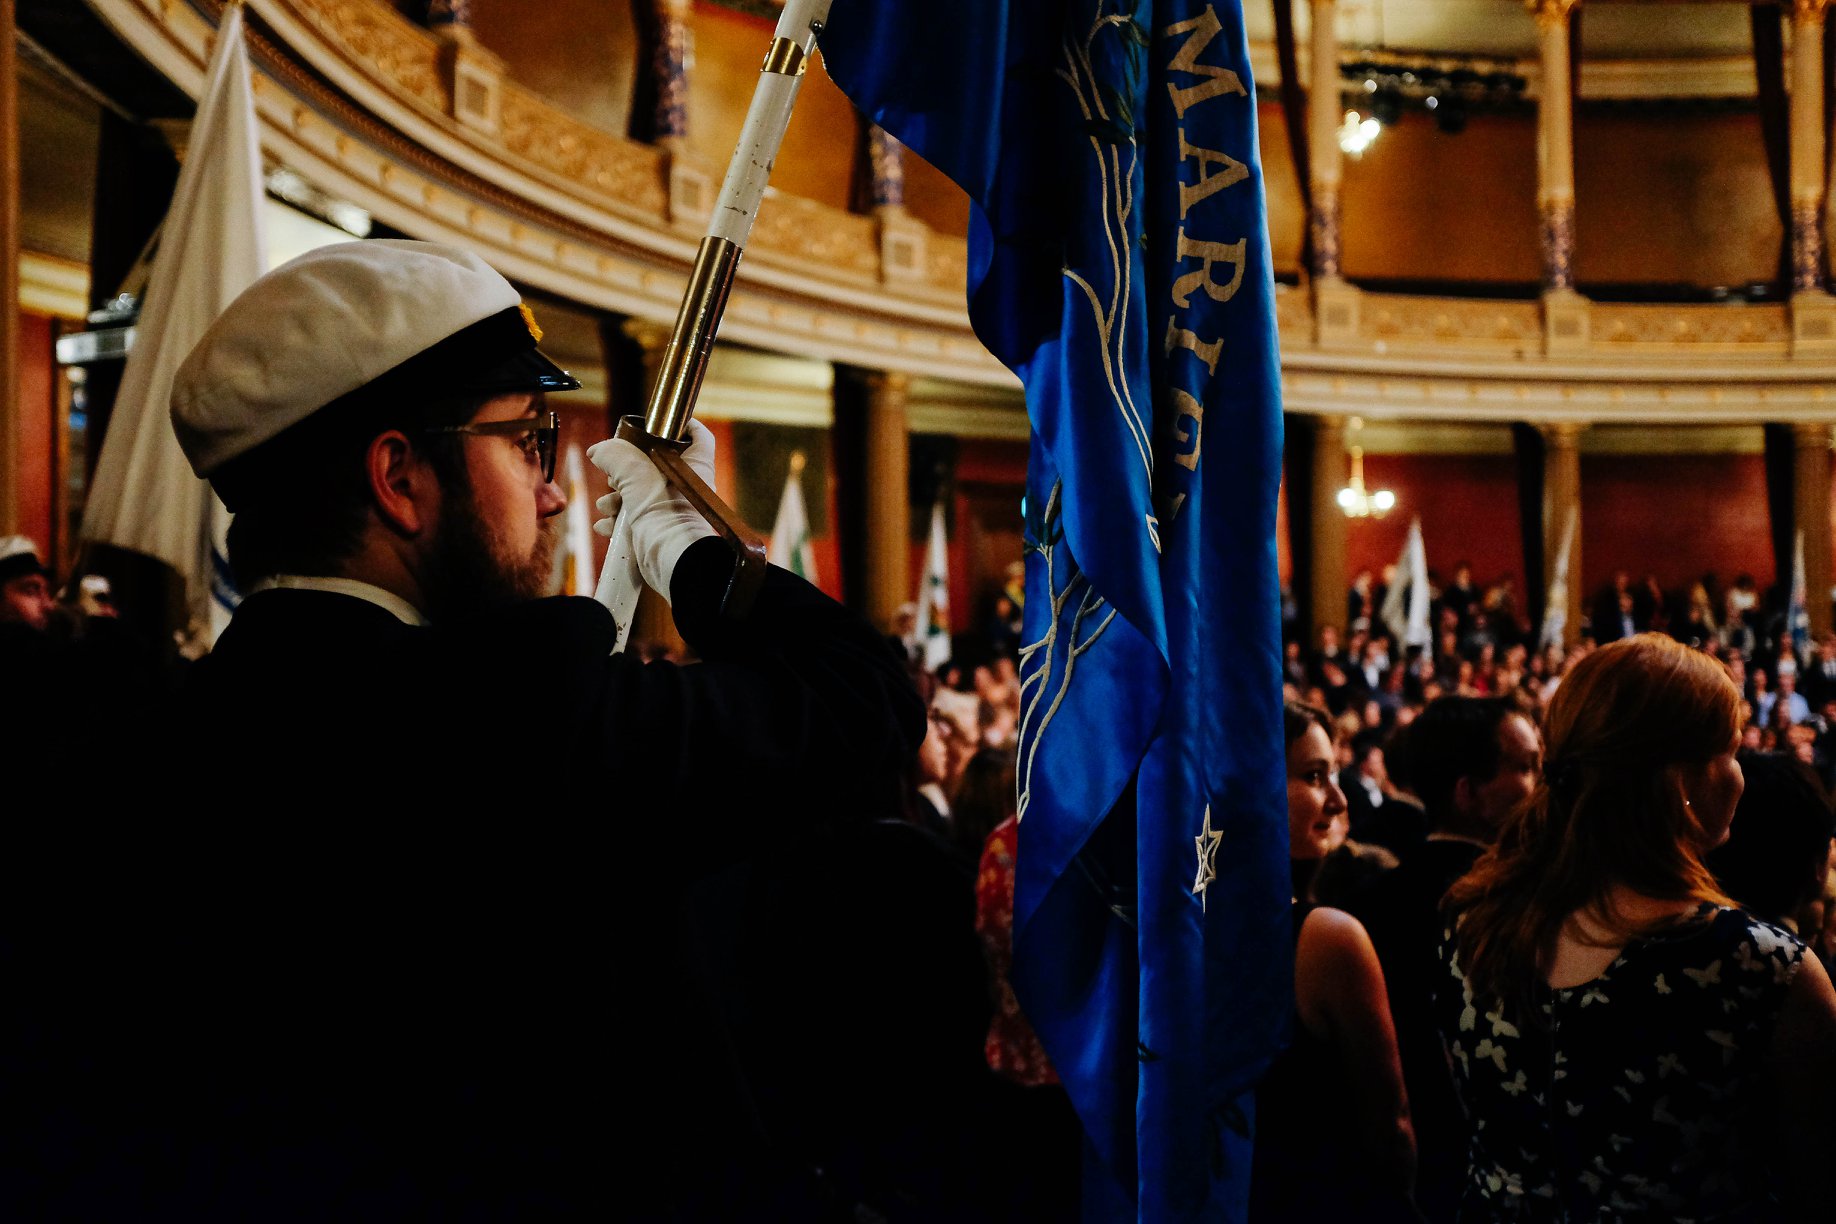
top-left (1337, 418), bottom-right (1396, 518)
top-left (1338, 108), bottom-right (1382, 157)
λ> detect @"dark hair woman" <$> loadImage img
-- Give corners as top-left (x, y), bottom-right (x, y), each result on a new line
top-left (1440, 634), bottom-right (1836, 1220)
top-left (1251, 702), bottom-right (1417, 1221)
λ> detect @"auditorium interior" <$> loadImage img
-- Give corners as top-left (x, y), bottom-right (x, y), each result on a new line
top-left (6, 0), bottom-right (1836, 652)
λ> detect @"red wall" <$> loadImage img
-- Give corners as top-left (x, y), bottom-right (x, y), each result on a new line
top-left (1282, 449), bottom-right (1786, 613)
top-left (1346, 453), bottom-right (1525, 594)
top-left (16, 313), bottom-right (55, 565)
top-left (1580, 453), bottom-right (1774, 593)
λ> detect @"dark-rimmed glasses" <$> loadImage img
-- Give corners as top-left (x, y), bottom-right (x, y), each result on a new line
top-left (424, 410), bottom-right (560, 483)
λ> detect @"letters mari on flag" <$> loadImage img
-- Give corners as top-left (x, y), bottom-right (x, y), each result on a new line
top-left (80, 2), bottom-right (266, 639)
top-left (826, 3), bottom-right (1289, 1219)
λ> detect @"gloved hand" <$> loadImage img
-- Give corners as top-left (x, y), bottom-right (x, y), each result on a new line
top-left (587, 419), bottom-right (719, 599)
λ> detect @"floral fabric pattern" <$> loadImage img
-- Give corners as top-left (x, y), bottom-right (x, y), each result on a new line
top-left (976, 818), bottom-right (1058, 1086)
top-left (1436, 905), bottom-right (1806, 1221)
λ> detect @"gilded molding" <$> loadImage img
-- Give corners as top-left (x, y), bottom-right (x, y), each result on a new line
top-left (498, 87), bottom-right (669, 216)
top-left (747, 197), bottom-right (882, 280)
top-left (1540, 198), bottom-right (1576, 293)
top-left (1593, 304), bottom-right (1792, 349)
top-left (287, 0), bottom-right (449, 113)
top-left (925, 237), bottom-right (970, 295)
top-left (1362, 296), bottom-right (1541, 347)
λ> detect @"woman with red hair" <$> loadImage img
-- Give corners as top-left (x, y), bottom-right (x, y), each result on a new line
top-left (1439, 633), bottom-right (1836, 1219)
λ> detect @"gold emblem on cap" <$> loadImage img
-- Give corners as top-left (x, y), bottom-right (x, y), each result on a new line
top-left (518, 301), bottom-right (544, 343)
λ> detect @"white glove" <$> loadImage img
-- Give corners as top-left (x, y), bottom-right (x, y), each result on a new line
top-left (587, 419), bottom-right (719, 599)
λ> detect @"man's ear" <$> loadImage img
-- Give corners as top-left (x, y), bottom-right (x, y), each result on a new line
top-left (366, 430), bottom-right (436, 537)
top-left (1452, 775), bottom-right (1477, 819)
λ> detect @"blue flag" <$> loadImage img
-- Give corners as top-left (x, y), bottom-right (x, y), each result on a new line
top-left (825, 2), bottom-right (1290, 1219)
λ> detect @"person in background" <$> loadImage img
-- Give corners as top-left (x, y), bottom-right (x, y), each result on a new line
top-left (1706, 752), bottom-right (1835, 932)
top-left (972, 747), bottom-right (1080, 1220)
top-left (1253, 701), bottom-right (1417, 1222)
top-left (0, 536), bottom-right (54, 631)
top-left (1345, 729), bottom-right (1428, 858)
top-left (1354, 696), bottom-right (1542, 1224)
top-left (1440, 634), bottom-right (1836, 1220)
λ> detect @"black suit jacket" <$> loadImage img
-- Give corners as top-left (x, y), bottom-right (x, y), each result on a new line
top-left (5, 540), bottom-right (924, 1221)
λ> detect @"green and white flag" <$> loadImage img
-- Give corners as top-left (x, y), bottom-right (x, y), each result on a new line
top-left (915, 498), bottom-right (951, 671)
top-left (767, 452), bottom-right (818, 583)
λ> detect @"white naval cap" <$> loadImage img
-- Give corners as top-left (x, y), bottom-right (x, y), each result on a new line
top-left (171, 239), bottom-right (578, 492)
top-left (0, 535), bottom-right (47, 584)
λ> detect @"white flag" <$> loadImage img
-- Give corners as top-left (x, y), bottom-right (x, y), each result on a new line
top-left (1540, 509), bottom-right (1578, 650)
top-left (915, 499), bottom-right (951, 671)
top-left (766, 452), bottom-right (818, 583)
top-left (80, 3), bottom-right (266, 642)
top-left (1380, 517), bottom-right (1431, 650)
top-left (1790, 528), bottom-right (1810, 661)
top-left (560, 442), bottom-right (598, 596)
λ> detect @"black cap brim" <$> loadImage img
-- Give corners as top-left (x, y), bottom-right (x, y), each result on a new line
top-left (468, 343), bottom-right (581, 396)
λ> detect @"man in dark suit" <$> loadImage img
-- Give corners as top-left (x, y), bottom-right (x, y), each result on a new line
top-left (7, 242), bottom-right (924, 1221)
top-left (1352, 697), bottom-right (1542, 1224)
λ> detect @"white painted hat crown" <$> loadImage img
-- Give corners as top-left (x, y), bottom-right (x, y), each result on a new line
top-left (170, 239), bottom-right (522, 476)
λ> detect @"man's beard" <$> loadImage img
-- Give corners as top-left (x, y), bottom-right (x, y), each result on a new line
top-left (419, 484), bottom-right (560, 622)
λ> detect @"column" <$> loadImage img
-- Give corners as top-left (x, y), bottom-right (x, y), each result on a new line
top-left (1793, 422), bottom-right (1834, 636)
top-left (616, 316), bottom-right (689, 656)
top-left (1790, 2), bottom-right (1836, 353)
top-left (1529, 0), bottom-right (1589, 351)
top-left (1307, 0), bottom-right (1342, 283)
top-left (1791, 1), bottom-right (1829, 292)
top-left (1308, 0), bottom-right (1359, 345)
top-left (1, 0), bottom-right (18, 532)
top-left (1307, 414), bottom-right (1348, 644)
top-left (1541, 421), bottom-right (1585, 649)
top-left (864, 371), bottom-right (912, 633)
top-left (864, 123), bottom-right (928, 284)
top-left (634, 0), bottom-right (710, 225)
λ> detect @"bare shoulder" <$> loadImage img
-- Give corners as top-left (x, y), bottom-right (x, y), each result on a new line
top-left (1298, 905), bottom-right (1380, 974)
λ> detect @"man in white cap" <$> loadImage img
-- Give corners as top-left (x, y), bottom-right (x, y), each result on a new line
top-left (13, 241), bottom-right (923, 1220)
top-left (0, 535), bottom-right (53, 631)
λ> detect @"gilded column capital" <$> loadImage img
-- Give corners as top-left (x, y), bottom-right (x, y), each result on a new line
top-left (1527, 0), bottom-right (1579, 32)
top-left (867, 369), bottom-right (913, 403)
top-left (1790, 420), bottom-right (1834, 447)
top-left (1538, 420), bottom-right (1588, 448)
top-left (620, 317), bottom-right (673, 358)
top-left (1793, 0), bottom-right (1832, 27)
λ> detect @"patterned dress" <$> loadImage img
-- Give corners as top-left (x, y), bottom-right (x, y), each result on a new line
top-left (1436, 905), bottom-right (1807, 1221)
top-left (975, 818), bottom-right (1058, 1086)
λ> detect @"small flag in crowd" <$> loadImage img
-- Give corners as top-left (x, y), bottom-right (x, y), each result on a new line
top-left (1380, 516), bottom-right (1432, 650)
top-left (826, 2), bottom-right (1291, 1218)
top-left (914, 498), bottom-right (951, 671)
top-left (80, 2), bottom-right (266, 642)
top-left (1790, 528), bottom-right (1810, 661)
top-left (1541, 508), bottom-right (1578, 649)
top-left (767, 450), bottom-right (819, 584)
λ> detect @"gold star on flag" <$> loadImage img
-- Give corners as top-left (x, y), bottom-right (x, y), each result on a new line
top-left (1192, 805), bottom-right (1222, 910)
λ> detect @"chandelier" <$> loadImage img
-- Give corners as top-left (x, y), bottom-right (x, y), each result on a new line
top-left (1337, 429), bottom-right (1395, 518)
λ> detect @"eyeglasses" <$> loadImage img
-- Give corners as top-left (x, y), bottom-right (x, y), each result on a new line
top-left (424, 410), bottom-right (560, 483)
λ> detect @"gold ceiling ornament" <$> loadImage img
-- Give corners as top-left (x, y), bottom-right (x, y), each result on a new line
top-left (1793, 0), bottom-right (1834, 25)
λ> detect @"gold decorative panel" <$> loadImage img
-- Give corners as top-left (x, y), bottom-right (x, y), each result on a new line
top-left (498, 87), bottom-right (668, 216)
